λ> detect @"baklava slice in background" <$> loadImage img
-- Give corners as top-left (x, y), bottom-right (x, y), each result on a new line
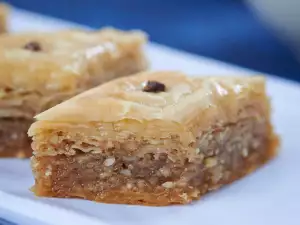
top-left (0, 28), bottom-right (147, 157)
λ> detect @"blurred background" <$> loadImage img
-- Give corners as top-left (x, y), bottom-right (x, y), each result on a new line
top-left (5, 0), bottom-right (300, 82)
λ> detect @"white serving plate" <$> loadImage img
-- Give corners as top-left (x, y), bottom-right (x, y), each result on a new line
top-left (0, 7), bottom-right (300, 225)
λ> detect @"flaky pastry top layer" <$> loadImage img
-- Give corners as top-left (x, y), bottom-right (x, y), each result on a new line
top-left (0, 28), bottom-right (146, 92)
top-left (30, 71), bottom-right (269, 137)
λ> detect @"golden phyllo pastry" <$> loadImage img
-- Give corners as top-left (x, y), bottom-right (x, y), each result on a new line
top-left (29, 71), bottom-right (279, 205)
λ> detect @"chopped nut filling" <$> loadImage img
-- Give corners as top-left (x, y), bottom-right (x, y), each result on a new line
top-left (32, 118), bottom-right (276, 205)
top-left (0, 118), bottom-right (33, 157)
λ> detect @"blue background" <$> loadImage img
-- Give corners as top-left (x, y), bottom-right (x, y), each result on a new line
top-left (6, 0), bottom-right (300, 82)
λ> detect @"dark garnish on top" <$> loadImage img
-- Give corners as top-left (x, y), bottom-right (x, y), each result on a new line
top-left (4, 87), bottom-right (12, 92)
top-left (23, 41), bottom-right (42, 52)
top-left (143, 80), bottom-right (166, 93)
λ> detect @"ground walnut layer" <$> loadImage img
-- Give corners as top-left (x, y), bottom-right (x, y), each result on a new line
top-left (0, 118), bottom-right (32, 158)
top-left (31, 118), bottom-right (278, 206)
top-left (29, 72), bottom-right (280, 205)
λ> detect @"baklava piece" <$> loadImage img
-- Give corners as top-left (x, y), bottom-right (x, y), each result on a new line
top-left (0, 28), bottom-right (147, 157)
top-left (29, 71), bottom-right (279, 206)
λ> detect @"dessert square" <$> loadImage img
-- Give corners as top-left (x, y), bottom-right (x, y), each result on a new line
top-left (29, 71), bottom-right (279, 206)
top-left (0, 28), bottom-right (147, 157)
